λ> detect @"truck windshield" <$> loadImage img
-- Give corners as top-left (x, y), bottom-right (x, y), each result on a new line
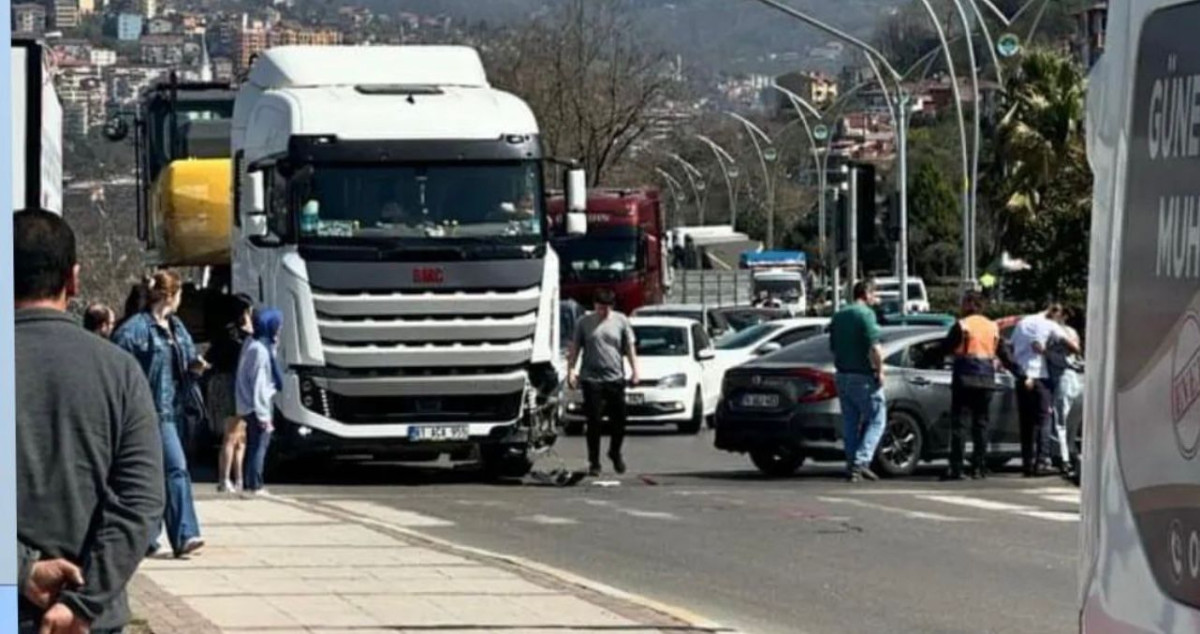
top-left (753, 279), bottom-right (802, 299)
top-left (297, 162), bottom-right (545, 243)
top-left (555, 227), bottom-right (639, 281)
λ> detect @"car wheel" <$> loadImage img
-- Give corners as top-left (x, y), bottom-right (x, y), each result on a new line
top-left (750, 446), bottom-right (805, 477)
top-left (678, 390), bottom-right (704, 434)
top-left (873, 411), bottom-right (924, 478)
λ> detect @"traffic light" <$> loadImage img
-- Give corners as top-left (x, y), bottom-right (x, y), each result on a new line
top-left (833, 187), bottom-right (849, 258)
top-left (884, 192), bottom-right (901, 242)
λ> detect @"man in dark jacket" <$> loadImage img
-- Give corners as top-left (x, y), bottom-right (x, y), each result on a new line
top-left (14, 210), bottom-right (164, 634)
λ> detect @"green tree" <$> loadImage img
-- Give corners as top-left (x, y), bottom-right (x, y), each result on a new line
top-left (987, 48), bottom-right (1091, 302)
top-left (908, 160), bottom-right (961, 279)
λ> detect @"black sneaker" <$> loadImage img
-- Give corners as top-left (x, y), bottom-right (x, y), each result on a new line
top-left (588, 464), bottom-right (602, 477)
top-left (847, 470), bottom-right (862, 483)
top-left (609, 453), bottom-right (627, 475)
top-left (856, 466), bottom-right (880, 481)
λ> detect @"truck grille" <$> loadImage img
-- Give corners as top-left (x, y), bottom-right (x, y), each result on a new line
top-left (311, 285), bottom-right (541, 370)
top-left (326, 392), bottom-right (524, 425)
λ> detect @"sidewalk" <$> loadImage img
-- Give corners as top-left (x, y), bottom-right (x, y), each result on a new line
top-left (130, 494), bottom-right (728, 634)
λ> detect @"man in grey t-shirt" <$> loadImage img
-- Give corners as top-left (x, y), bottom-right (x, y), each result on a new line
top-left (567, 288), bottom-right (640, 476)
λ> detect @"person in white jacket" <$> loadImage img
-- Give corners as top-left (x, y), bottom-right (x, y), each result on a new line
top-left (235, 307), bottom-right (283, 495)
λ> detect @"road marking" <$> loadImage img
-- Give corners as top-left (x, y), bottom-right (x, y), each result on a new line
top-left (1036, 493), bottom-right (1081, 505)
top-left (323, 500), bottom-right (455, 527)
top-left (817, 496), bottom-right (973, 523)
top-left (915, 494), bottom-right (1078, 523)
top-left (516, 514), bottom-right (579, 526)
top-left (620, 509), bottom-right (679, 521)
top-left (455, 499), bottom-right (506, 507)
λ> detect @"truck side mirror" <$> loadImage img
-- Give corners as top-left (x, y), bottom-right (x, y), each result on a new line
top-left (565, 168), bottom-right (587, 236)
top-left (243, 171), bottom-right (271, 240)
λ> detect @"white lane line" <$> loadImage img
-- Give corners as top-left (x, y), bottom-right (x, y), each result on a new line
top-left (516, 514), bottom-right (580, 526)
top-left (620, 509), bottom-right (679, 521)
top-left (817, 496), bottom-right (973, 523)
top-left (1036, 493), bottom-right (1081, 505)
top-left (324, 500), bottom-right (455, 527)
top-left (915, 494), bottom-right (1078, 523)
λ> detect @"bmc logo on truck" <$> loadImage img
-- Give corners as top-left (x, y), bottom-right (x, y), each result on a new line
top-left (412, 267), bottom-right (445, 284)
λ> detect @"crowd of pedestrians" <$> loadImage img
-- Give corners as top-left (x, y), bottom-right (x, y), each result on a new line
top-left (14, 210), bottom-right (284, 633)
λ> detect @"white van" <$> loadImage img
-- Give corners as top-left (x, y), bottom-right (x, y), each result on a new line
top-left (873, 276), bottom-right (929, 313)
top-left (1081, 1), bottom-right (1200, 630)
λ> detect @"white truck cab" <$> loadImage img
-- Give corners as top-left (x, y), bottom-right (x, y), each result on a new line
top-left (231, 45), bottom-right (586, 476)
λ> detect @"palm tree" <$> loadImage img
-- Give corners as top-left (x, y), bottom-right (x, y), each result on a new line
top-left (994, 49), bottom-right (1088, 218)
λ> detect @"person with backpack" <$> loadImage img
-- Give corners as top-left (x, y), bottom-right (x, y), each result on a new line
top-left (113, 270), bottom-right (208, 558)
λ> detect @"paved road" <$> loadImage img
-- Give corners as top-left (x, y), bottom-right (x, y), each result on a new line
top-left (259, 429), bottom-right (1079, 634)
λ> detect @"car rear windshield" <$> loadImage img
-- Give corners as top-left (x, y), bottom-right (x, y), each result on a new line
top-left (763, 330), bottom-right (921, 364)
top-left (716, 322), bottom-right (783, 350)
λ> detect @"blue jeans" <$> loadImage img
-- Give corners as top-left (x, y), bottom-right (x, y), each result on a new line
top-left (835, 373), bottom-right (887, 470)
top-left (244, 415), bottom-right (273, 491)
top-left (160, 421), bottom-right (201, 555)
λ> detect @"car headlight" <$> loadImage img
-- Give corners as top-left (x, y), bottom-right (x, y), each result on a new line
top-left (657, 373), bottom-right (688, 388)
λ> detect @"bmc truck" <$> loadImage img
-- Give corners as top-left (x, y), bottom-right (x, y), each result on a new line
top-left (12, 38), bottom-right (63, 215)
top-left (230, 45), bottom-right (587, 477)
top-left (548, 187), bottom-right (668, 314)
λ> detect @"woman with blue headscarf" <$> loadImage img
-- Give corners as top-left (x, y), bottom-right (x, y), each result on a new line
top-left (235, 307), bottom-right (284, 494)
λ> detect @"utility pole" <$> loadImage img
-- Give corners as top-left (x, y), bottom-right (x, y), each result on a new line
top-left (897, 93), bottom-right (910, 315)
top-left (849, 165), bottom-right (859, 298)
top-left (832, 186), bottom-right (843, 313)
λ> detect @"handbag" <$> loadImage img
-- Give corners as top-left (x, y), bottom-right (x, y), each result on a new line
top-left (169, 321), bottom-right (211, 441)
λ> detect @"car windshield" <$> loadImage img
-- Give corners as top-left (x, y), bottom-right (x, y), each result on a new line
top-left (296, 162), bottom-right (544, 242)
top-left (554, 226), bottom-right (639, 281)
top-left (721, 310), bottom-right (778, 331)
top-left (636, 309), bottom-right (702, 324)
top-left (716, 322), bottom-right (783, 350)
top-left (633, 325), bottom-right (689, 357)
top-left (876, 282), bottom-right (925, 300)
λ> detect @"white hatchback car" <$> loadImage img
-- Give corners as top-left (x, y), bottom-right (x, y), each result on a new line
top-left (564, 316), bottom-right (721, 435)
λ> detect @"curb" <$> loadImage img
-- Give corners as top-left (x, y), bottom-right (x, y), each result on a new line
top-left (271, 494), bottom-right (736, 633)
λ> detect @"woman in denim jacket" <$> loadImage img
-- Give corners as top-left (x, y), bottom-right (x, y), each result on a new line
top-left (113, 270), bottom-right (208, 558)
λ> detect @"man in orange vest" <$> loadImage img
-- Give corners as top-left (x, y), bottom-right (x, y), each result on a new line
top-left (939, 291), bottom-right (1001, 480)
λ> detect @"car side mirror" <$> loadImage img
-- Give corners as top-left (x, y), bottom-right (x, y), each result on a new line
top-left (756, 341), bottom-right (782, 356)
top-left (697, 348), bottom-right (715, 361)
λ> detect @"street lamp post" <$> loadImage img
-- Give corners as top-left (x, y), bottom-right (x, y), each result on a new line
top-left (667, 152), bottom-right (707, 225)
top-left (726, 112), bottom-right (778, 249)
top-left (654, 167), bottom-right (686, 229)
top-left (769, 84), bottom-right (834, 289)
top-left (695, 134), bottom-right (740, 230)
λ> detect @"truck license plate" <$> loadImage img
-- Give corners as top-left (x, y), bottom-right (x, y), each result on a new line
top-left (408, 425), bottom-right (469, 442)
top-left (740, 393), bottom-right (779, 408)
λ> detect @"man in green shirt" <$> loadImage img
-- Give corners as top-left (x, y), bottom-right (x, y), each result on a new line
top-left (829, 280), bottom-right (886, 482)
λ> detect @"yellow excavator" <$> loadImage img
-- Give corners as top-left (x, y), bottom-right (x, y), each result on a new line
top-left (104, 73), bottom-right (237, 340)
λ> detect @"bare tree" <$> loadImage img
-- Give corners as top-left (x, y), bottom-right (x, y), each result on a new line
top-left (486, 0), bottom-right (674, 186)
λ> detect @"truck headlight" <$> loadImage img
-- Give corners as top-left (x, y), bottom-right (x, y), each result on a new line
top-left (657, 373), bottom-right (687, 389)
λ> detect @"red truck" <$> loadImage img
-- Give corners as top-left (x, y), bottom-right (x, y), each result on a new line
top-left (548, 188), bottom-right (668, 314)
